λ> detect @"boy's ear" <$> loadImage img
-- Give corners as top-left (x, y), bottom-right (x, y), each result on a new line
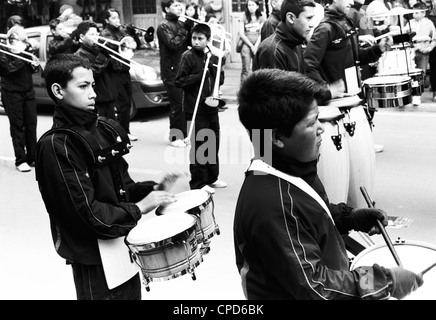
top-left (51, 83), bottom-right (64, 100)
top-left (271, 128), bottom-right (285, 149)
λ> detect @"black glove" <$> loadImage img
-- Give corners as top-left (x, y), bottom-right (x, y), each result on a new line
top-left (347, 208), bottom-right (388, 235)
top-left (389, 267), bottom-right (424, 300)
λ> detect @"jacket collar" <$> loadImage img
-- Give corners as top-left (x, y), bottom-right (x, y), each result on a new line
top-left (53, 103), bottom-right (98, 132)
top-left (270, 151), bottom-right (318, 184)
top-left (275, 21), bottom-right (306, 46)
top-left (166, 12), bottom-right (179, 22)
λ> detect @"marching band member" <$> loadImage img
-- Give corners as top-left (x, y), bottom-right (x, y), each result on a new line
top-left (0, 23), bottom-right (40, 173)
top-left (74, 21), bottom-right (118, 119)
top-left (157, 0), bottom-right (190, 148)
top-left (100, 8), bottom-right (138, 142)
top-left (234, 68), bottom-right (423, 300)
top-left (35, 54), bottom-right (177, 300)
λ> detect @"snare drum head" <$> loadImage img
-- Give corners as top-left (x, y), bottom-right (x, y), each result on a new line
top-left (156, 189), bottom-right (210, 215)
top-left (350, 240), bottom-right (436, 300)
top-left (126, 213), bottom-right (196, 245)
top-left (363, 75), bottom-right (411, 85)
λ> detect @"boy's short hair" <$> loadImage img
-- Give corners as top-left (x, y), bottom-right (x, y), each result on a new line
top-left (161, 0), bottom-right (176, 12)
top-left (238, 68), bottom-right (322, 138)
top-left (74, 21), bottom-right (99, 36)
top-left (42, 54), bottom-right (91, 102)
top-left (280, 0), bottom-right (316, 23)
top-left (191, 23), bottom-right (211, 39)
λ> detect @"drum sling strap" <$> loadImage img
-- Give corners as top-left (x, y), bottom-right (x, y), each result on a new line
top-left (36, 117), bottom-right (139, 289)
top-left (36, 116), bottom-right (132, 202)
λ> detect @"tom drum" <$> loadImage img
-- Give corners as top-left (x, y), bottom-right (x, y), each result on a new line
top-left (124, 213), bottom-right (202, 291)
top-left (363, 76), bottom-right (412, 108)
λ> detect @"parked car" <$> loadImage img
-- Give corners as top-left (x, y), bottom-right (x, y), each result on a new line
top-left (0, 25), bottom-right (169, 119)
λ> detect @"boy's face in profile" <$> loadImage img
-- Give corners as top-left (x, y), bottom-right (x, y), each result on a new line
top-left (55, 66), bottom-right (96, 111)
top-left (80, 27), bottom-right (99, 48)
top-left (191, 31), bottom-right (209, 51)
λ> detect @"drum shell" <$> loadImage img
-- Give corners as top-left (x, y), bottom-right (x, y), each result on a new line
top-left (376, 69), bottom-right (424, 96)
top-left (125, 216), bottom-right (202, 281)
top-left (317, 107), bottom-right (350, 204)
top-left (377, 46), bottom-right (415, 74)
top-left (340, 106), bottom-right (376, 208)
top-left (350, 240), bottom-right (436, 300)
top-left (156, 190), bottom-right (219, 242)
top-left (363, 76), bottom-right (412, 108)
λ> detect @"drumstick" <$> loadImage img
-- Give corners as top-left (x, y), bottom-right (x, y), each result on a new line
top-left (419, 261), bottom-right (436, 277)
top-left (360, 186), bottom-right (403, 268)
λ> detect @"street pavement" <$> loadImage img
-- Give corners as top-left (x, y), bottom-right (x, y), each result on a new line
top-left (1, 64), bottom-right (436, 300)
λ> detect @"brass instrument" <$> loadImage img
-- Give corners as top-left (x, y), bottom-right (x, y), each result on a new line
top-left (186, 51), bottom-right (212, 142)
top-left (0, 37), bottom-right (41, 68)
top-left (179, 14), bottom-right (232, 39)
top-left (205, 29), bottom-right (226, 108)
top-left (94, 35), bottom-right (141, 68)
top-left (125, 24), bottom-right (155, 43)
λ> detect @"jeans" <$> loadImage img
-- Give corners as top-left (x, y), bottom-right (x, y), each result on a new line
top-left (240, 43), bottom-right (254, 84)
top-left (71, 263), bottom-right (141, 300)
top-left (113, 71), bottom-right (132, 134)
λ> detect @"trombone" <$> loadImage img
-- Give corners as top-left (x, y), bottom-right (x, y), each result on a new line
top-left (179, 14), bottom-right (232, 39)
top-left (0, 39), bottom-right (41, 67)
top-left (94, 35), bottom-right (142, 68)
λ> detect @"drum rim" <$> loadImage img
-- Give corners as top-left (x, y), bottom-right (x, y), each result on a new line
top-left (125, 214), bottom-right (197, 245)
top-left (350, 240), bottom-right (436, 270)
top-left (363, 75), bottom-right (412, 85)
top-left (155, 190), bottom-right (212, 216)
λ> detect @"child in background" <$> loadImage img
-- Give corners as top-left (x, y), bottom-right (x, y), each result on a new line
top-left (410, 2), bottom-right (436, 105)
top-left (175, 23), bottom-right (227, 194)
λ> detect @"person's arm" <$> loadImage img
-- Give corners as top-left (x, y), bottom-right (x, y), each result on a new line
top-left (175, 51), bottom-right (203, 88)
top-left (304, 22), bottom-right (331, 84)
top-left (156, 21), bottom-right (189, 52)
top-left (238, 16), bottom-right (254, 51)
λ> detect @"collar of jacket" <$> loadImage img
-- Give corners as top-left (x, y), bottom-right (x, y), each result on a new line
top-left (275, 21), bottom-right (306, 46)
top-left (166, 12), bottom-right (180, 22)
top-left (78, 42), bottom-right (100, 56)
top-left (324, 7), bottom-right (347, 20)
top-left (53, 103), bottom-right (98, 132)
top-left (270, 150), bottom-right (318, 184)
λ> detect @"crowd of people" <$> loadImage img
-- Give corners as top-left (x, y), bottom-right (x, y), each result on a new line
top-left (0, 0), bottom-right (431, 301)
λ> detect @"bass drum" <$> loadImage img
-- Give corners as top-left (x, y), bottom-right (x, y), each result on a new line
top-left (340, 106), bottom-right (376, 209)
top-left (350, 240), bottom-right (436, 300)
top-left (317, 106), bottom-right (350, 204)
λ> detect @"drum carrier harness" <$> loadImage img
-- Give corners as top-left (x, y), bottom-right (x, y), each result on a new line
top-left (36, 117), bottom-right (132, 203)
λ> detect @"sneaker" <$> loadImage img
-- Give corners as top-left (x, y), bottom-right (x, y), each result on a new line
top-left (16, 163), bottom-right (31, 172)
top-left (412, 96), bottom-right (421, 106)
top-left (210, 179), bottom-right (227, 188)
top-left (169, 139), bottom-right (187, 148)
top-left (374, 144), bottom-right (384, 153)
top-left (128, 133), bottom-right (138, 141)
top-left (201, 185), bottom-right (215, 194)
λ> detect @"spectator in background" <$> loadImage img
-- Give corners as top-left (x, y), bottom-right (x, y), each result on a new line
top-left (427, 0), bottom-right (436, 101)
top-left (238, 0), bottom-right (266, 84)
top-left (204, 0), bottom-right (224, 23)
top-left (261, 0), bottom-right (283, 41)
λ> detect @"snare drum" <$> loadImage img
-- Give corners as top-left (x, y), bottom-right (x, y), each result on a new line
top-left (317, 107), bottom-right (350, 204)
top-left (350, 240), bottom-right (436, 300)
top-left (377, 46), bottom-right (416, 74)
top-left (363, 76), bottom-right (412, 108)
top-left (376, 69), bottom-right (424, 96)
top-left (156, 190), bottom-right (220, 253)
top-left (340, 106), bottom-right (376, 208)
top-left (124, 213), bottom-right (202, 291)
